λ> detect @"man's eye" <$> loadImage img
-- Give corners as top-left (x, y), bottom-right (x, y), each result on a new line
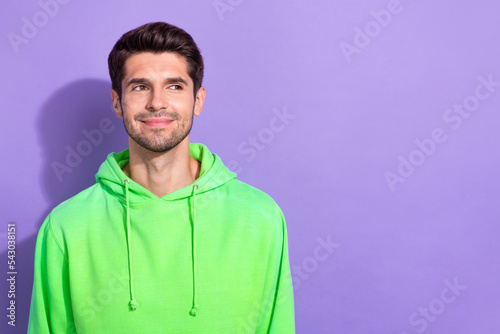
top-left (170, 85), bottom-right (182, 90)
top-left (132, 85), bottom-right (148, 91)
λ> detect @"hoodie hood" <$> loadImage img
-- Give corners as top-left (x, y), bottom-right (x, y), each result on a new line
top-left (94, 143), bottom-right (236, 316)
top-left (96, 143), bottom-right (236, 203)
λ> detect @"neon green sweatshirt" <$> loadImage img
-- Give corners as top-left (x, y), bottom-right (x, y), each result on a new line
top-left (28, 143), bottom-right (295, 333)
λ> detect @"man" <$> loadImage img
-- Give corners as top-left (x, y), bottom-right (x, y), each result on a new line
top-left (28, 22), bottom-right (295, 333)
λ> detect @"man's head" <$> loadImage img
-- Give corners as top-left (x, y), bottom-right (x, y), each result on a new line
top-left (108, 22), bottom-right (204, 99)
top-left (108, 22), bottom-right (206, 153)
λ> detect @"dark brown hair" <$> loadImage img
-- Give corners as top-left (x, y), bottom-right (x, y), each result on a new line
top-left (108, 22), bottom-right (204, 98)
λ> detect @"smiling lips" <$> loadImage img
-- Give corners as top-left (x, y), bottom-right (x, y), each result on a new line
top-left (141, 119), bottom-right (174, 127)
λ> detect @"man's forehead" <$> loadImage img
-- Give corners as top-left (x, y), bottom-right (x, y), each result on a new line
top-left (122, 52), bottom-right (191, 83)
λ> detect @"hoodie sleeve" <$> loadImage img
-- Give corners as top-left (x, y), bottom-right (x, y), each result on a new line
top-left (28, 215), bottom-right (76, 333)
top-left (267, 210), bottom-right (296, 334)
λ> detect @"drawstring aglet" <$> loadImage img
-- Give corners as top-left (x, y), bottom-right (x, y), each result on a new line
top-left (189, 305), bottom-right (199, 317)
top-left (129, 299), bottom-right (138, 311)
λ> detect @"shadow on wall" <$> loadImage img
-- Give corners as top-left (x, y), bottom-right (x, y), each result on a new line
top-left (38, 78), bottom-right (128, 212)
top-left (0, 79), bottom-right (128, 333)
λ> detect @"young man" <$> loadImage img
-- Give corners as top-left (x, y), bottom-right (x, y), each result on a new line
top-left (28, 22), bottom-right (295, 333)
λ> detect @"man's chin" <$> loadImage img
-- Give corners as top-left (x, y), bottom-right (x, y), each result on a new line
top-left (129, 135), bottom-right (189, 154)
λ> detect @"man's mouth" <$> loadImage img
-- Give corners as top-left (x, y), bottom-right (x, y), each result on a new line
top-left (140, 118), bottom-right (174, 127)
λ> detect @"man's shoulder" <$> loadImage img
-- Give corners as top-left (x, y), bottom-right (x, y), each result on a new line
top-left (217, 179), bottom-right (287, 236)
top-left (48, 183), bottom-right (107, 223)
top-left (222, 178), bottom-right (283, 214)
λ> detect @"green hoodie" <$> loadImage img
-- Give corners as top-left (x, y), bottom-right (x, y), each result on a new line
top-left (28, 143), bottom-right (295, 333)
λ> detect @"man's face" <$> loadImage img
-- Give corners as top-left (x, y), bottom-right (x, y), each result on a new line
top-left (111, 52), bottom-right (205, 153)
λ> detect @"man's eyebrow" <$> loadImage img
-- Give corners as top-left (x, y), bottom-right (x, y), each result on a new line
top-left (164, 77), bottom-right (188, 86)
top-left (126, 78), bottom-right (150, 87)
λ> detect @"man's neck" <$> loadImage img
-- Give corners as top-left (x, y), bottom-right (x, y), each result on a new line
top-left (123, 139), bottom-right (201, 198)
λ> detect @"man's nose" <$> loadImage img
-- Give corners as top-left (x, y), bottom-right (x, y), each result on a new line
top-left (147, 89), bottom-right (168, 111)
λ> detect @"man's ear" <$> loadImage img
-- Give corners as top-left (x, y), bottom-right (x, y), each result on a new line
top-left (193, 87), bottom-right (206, 117)
top-left (111, 89), bottom-right (122, 118)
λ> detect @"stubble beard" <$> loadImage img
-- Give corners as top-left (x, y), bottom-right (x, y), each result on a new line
top-left (123, 108), bottom-right (194, 153)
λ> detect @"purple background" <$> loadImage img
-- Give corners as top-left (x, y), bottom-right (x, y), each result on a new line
top-left (1, 0), bottom-right (499, 333)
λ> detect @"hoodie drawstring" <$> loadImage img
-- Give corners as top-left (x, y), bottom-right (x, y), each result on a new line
top-left (124, 179), bottom-right (138, 311)
top-left (122, 180), bottom-right (199, 316)
top-left (189, 184), bottom-right (199, 317)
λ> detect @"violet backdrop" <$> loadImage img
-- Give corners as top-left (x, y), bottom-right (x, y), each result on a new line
top-left (1, 0), bottom-right (499, 333)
